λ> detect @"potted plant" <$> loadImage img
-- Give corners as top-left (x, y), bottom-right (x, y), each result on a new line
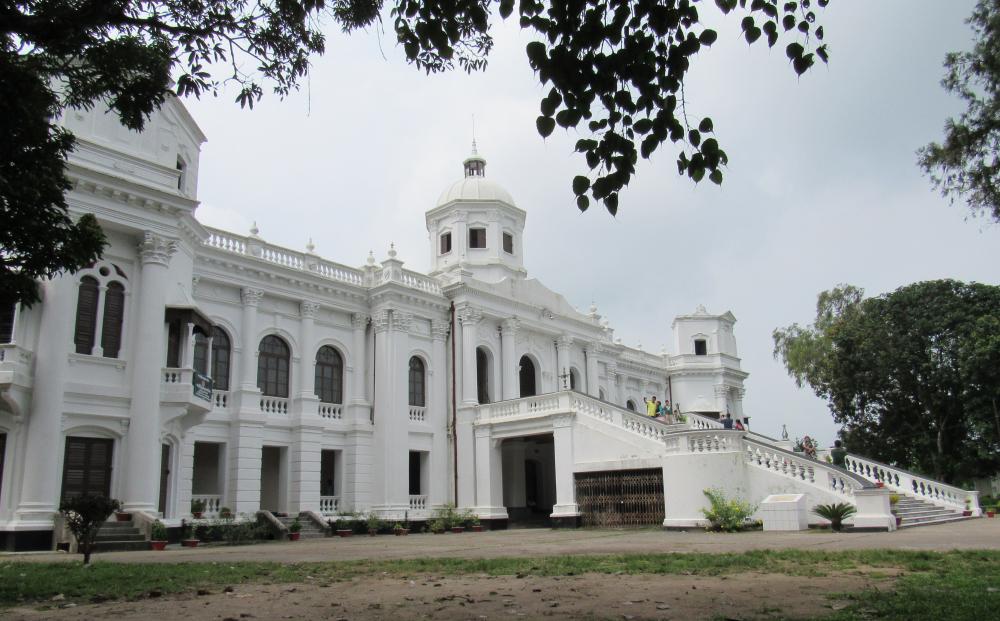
top-left (888, 494), bottom-right (901, 526)
top-left (429, 518), bottom-right (445, 534)
top-left (180, 519), bottom-right (200, 547)
top-left (962, 498), bottom-right (972, 517)
top-left (393, 522), bottom-right (409, 536)
top-left (811, 503), bottom-right (857, 532)
top-left (150, 520), bottom-right (168, 551)
top-left (115, 509), bottom-right (133, 522)
top-left (334, 516), bottom-right (353, 537)
top-left (190, 498), bottom-right (206, 519)
top-left (219, 507), bottom-right (233, 519)
top-left (288, 518), bottom-right (302, 541)
top-left (469, 514), bottom-right (483, 532)
top-left (991, 501), bottom-right (999, 518)
top-left (366, 512), bottom-right (382, 536)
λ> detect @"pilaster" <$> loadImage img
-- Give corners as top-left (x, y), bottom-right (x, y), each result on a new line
top-left (458, 305), bottom-right (482, 405)
top-left (500, 318), bottom-right (519, 400)
top-left (550, 413), bottom-right (579, 517)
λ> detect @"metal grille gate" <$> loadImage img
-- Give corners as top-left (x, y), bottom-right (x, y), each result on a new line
top-left (575, 468), bottom-right (664, 528)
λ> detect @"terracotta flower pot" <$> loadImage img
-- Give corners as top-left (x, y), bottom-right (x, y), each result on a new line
top-left (368, 529), bottom-right (378, 536)
top-left (394, 529), bottom-right (410, 536)
top-left (337, 529), bottom-right (352, 538)
top-left (191, 512), bottom-right (203, 519)
top-left (451, 526), bottom-right (464, 534)
top-left (963, 510), bottom-right (972, 517)
top-left (288, 532), bottom-right (301, 541)
top-left (895, 516), bottom-right (902, 527)
top-left (116, 512), bottom-right (132, 522)
top-left (471, 525), bottom-right (483, 532)
top-left (150, 541), bottom-right (167, 551)
top-left (181, 539), bottom-right (200, 548)
top-left (987, 511), bottom-right (995, 518)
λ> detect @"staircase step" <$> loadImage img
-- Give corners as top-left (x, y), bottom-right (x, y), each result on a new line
top-left (899, 514), bottom-right (974, 529)
top-left (93, 540), bottom-right (153, 552)
top-left (95, 533), bottom-right (146, 542)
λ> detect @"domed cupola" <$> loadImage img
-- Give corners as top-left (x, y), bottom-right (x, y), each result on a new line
top-left (426, 143), bottom-right (527, 283)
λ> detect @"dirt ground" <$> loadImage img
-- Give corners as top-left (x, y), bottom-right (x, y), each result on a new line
top-left (6, 569), bottom-right (898, 621)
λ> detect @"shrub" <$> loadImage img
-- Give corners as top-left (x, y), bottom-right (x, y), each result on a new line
top-left (59, 494), bottom-right (121, 565)
top-left (150, 519), bottom-right (167, 541)
top-left (429, 518), bottom-right (446, 534)
top-left (219, 506), bottom-right (233, 519)
top-left (700, 488), bottom-right (757, 532)
top-left (889, 494), bottom-right (900, 506)
top-left (431, 504), bottom-right (461, 529)
top-left (289, 518), bottom-right (302, 533)
top-left (190, 498), bottom-right (206, 514)
top-left (365, 512), bottom-right (384, 533)
top-left (812, 502), bottom-right (857, 532)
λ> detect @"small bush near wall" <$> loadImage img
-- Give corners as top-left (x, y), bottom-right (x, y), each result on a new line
top-left (701, 488), bottom-right (758, 532)
top-left (193, 515), bottom-right (272, 545)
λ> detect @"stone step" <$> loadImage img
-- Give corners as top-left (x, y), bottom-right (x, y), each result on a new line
top-left (93, 540), bottom-right (152, 552)
top-left (95, 532), bottom-right (146, 543)
top-left (899, 514), bottom-right (973, 529)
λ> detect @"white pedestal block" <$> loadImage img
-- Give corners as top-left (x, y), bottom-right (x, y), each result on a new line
top-left (760, 493), bottom-right (808, 531)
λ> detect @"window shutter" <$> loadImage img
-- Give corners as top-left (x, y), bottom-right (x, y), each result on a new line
top-left (101, 282), bottom-right (125, 358)
top-left (0, 303), bottom-right (15, 343)
top-left (73, 277), bottom-right (99, 355)
top-left (211, 327), bottom-right (231, 391)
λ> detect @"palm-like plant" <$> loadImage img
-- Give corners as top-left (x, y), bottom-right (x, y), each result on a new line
top-left (812, 502), bottom-right (857, 532)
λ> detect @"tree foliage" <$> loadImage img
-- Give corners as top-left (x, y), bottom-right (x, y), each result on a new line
top-left (1, 0), bottom-right (829, 305)
top-left (58, 495), bottom-right (121, 565)
top-left (773, 280), bottom-right (1000, 484)
top-left (919, 0), bottom-right (1000, 222)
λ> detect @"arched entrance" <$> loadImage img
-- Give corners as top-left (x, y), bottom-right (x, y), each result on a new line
top-left (518, 356), bottom-right (536, 398)
top-left (501, 435), bottom-right (555, 528)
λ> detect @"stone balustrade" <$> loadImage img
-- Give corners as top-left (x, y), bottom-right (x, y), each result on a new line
top-left (745, 438), bottom-right (865, 499)
top-left (260, 396), bottom-right (289, 416)
top-left (319, 403), bottom-right (343, 419)
top-left (320, 496), bottom-right (340, 515)
top-left (843, 454), bottom-right (978, 513)
top-left (191, 494), bottom-right (222, 516)
top-left (409, 494), bottom-right (428, 510)
top-left (409, 406), bottom-right (426, 422)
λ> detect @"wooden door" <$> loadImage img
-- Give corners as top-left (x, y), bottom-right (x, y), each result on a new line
top-left (61, 437), bottom-right (113, 501)
top-left (158, 444), bottom-right (171, 516)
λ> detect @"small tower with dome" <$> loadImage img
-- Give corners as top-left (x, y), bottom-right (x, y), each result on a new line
top-left (425, 143), bottom-right (527, 283)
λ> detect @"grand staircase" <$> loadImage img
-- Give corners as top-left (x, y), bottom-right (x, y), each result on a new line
top-left (894, 495), bottom-right (970, 528)
top-left (275, 513), bottom-right (327, 539)
top-left (93, 519), bottom-right (148, 552)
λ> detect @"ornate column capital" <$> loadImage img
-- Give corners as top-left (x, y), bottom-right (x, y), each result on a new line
top-left (138, 231), bottom-right (178, 266)
top-left (457, 305), bottom-right (482, 326)
top-left (714, 385), bottom-right (730, 398)
top-left (351, 312), bottom-right (369, 330)
top-left (300, 300), bottom-right (320, 319)
top-left (431, 319), bottom-right (450, 341)
top-left (393, 311), bottom-right (413, 334)
top-left (241, 287), bottom-right (264, 307)
top-left (371, 309), bottom-right (391, 333)
top-left (501, 317), bottom-right (520, 335)
top-left (557, 334), bottom-right (574, 349)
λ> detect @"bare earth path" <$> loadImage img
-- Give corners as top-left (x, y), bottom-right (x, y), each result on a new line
top-left (3, 520), bottom-right (997, 620)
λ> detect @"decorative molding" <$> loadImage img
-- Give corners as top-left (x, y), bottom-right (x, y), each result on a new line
top-left (393, 311), bottom-right (413, 333)
top-left (501, 317), bottom-right (520, 336)
top-left (557, 334), bottom-right (574, 349)
top-left (241, 287), bottom-right (264, 307)
top-left (431, 319), bottom-right (450, 341)
top-left (371, 309), bottom-right (391, 333)
top-left (457, 304), bottom-right (482, 325)
top-left (138, 231), bottom-right (178, 266)
top-left (300, 300), bottom-right (320, 319)
top-left (351, 312), bottom-right (369, 330)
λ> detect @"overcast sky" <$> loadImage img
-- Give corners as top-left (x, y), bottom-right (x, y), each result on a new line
top-left (185, 1), bottom-right (1000, 446)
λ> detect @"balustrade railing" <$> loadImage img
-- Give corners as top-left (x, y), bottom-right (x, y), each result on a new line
top-left (744, 438), bottom-right (865, 499)
top-left (260, 396), bottom-right (289, 415)
top-left (163, 368), bottom-right (182, 383)
top-left (842, 454), bottom-right (975, 511)
top-left (320, 496), bottom-right (340, 515)
top-left (409, 495), bottom-right (428, 510)
top-left (319, 403), bottom-right (343, 419)
top-left (212, 390), bottom-right (229, 411)
top-left (409, 406), bottom-right (426, 422)
top-left (191, 494), bottom-right (222, 516)
top-left (686, 431), bottom-right (740, 453)
top-left (686, 412), bottom-right (724, 431)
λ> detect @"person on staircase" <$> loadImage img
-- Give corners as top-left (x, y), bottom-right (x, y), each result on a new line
top-left (722, 412), bottom-right (734, 429)
top-left (830, 440), bottom-right (847, 467)
top-left (644, 395), bottom-right (658, 418)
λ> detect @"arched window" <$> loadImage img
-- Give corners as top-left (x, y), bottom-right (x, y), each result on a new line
top-left (476, 347), bottom-right (490, 404)
top-left (73, 276), bottom-right (100, 354)
top-left (192, 329), bottom-right (209, 375)
top-left (257, 335), bottom-right (290, 397)
top-left (315, 346), bottom-right (344, 404)
top-left (626, 399), bottom-right (636, 411)
top-left (408, 356), bottom-right (425, 407)
top-left (211, 327), bottom-right (231, 391)
top-left (100, 281), bottom-right (125, 358)
top-left (518, 355), bottom-right (536, 398)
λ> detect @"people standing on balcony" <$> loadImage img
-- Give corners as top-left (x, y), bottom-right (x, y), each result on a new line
top-left (722, 413), bottom-right (734, 430)
top-left (644, 395), bottom-right (658, 418)
top-left (662, 399), bottom-right (673, 423)
top-left (831, 440), bottom-right (847, 467)
top-left (733, 418), bottom-right (745, 431)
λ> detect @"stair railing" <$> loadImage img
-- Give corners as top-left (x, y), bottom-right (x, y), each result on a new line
top-left (841, 453), bottom-right (979, 514)
top-left (743, 436), bottom-right (870, 500)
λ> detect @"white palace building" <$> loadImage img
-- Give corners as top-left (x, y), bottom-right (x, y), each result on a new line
top-left (0, 98), bottom-right (978, 550)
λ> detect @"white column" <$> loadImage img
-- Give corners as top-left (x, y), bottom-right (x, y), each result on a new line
top-left (289, 422), bottom-right (323, 513)
top-left (350, 313), bottom-right (368, 404)
top-left (455, 407), bottom-right (477, 510)
top-left (228, 422), bottom-right (263, 514)
top-left (298, 301), bottom-right (319, 399)
top-left (550, 413), bottom-right (579, 517)
top-left (474, 428), bottom-right (507, 518)
top-left (556, 335), bottom-right (572, 390)
top-left (122, 232), bottom-right (178, 513)
top-left (16, 278), bottom-right (75, 523)
top-left (371, 309), bottom-right (409, 515)
top-left (584, 347), bottom-right (599, 397)
top-left (608, 364), bottom-right (621, 406)
top-left (458, 305), bottom-right (481, 405)
top-left (500, 318), bottom-right (519, 400)
top-left (430, 319), bottom-right (450, 507)
top-left (239, 288), bottom-right (262, 390)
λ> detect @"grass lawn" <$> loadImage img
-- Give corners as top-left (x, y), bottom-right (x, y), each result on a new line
top-left (1, 549), bottom-right (998, 619)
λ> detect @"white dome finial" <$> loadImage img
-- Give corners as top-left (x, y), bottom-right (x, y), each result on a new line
top-left (249, 221), bottom-right (260, 237)
top-left (388, 242), bottom-right (397, 259)
top-left (366, 250), bottom-right (375, 266)
top-left (306, 238), bottom-right (315, 254)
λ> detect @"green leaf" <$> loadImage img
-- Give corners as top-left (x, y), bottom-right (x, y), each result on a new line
top-left (536, 115), bottom-right (555, 138)
top-left (576, 195), bottom-right (590, 211)
top-left (699, 117), bottom-right (714, 133)
top-left (499, 0), bottom-right (514, 19)
top-left (699, 29), bottom-right (718, 46)
top-left (572, 175), bottom-right (590, 195)
top-left (709, 169), bottom-right (723, 185)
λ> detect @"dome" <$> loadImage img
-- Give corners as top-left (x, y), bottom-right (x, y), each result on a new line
top-left (436, 176), bottom-right (516, 208)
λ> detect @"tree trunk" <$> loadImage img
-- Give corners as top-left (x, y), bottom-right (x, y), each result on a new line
top-left (82, 545), bottom-right (91, 565)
